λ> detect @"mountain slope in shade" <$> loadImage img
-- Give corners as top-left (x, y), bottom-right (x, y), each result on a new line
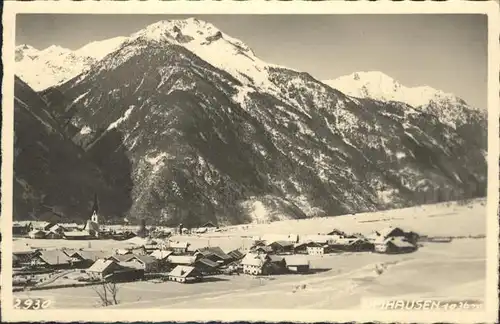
top-left (323, 71), bottom-right (486, 130)
top-left (37, 19), bottom-right (486, 226)
top-left (13, 76), bottom-right (134, 221)
top-left (15, 37), bottom-right (128, 91)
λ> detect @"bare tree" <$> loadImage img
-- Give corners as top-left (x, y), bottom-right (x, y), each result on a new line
top-left (92, 281), bottom-right (120, 307)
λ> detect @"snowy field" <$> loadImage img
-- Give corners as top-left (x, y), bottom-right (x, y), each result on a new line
top-left (13, 199), bottom-right (488, 309)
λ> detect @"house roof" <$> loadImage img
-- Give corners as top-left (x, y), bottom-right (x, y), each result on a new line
top-left (252, 245), bottom-right (274, 253)
top-left (38, 250), bottom-right (71, 265)
top-left (72, 250), bottom-right (109, 261)
top-left (300, 234), bottom-right (339, 244)
top-left (108, 254), bottom-right (136, 262)
top-left (376, 227), bottom-right (404, 238)
top-left (196, 258), bottom-right (220, 269)
top-left (150, 250), bottom-right (173, 260)
top-left (267, 240), bottom-right (295, 248)
top-left (167, 255), bottom-right (197, 265)
top-left (196, 247), bottom-right (231, 260)
top-left (227, 249), bottom-right (245, 260)
top-left (241, 253), bottom-right (268, 267)
top-left (326, 229), bottom-right (346, 236)
top-left (202, 221), bottom-right (217, 228)
top-left (284, 255), bottom-right (309, 266)
top-left (169, 241), bottom-right (189, 249)
top-left (131, 254), bottom-right (157, 265)
top-left (168, 265), bottom-right (199, 278)
top-left (87, 259), bottom-right (116, 273)
top-left (388, 237), bottom-right (415, 248)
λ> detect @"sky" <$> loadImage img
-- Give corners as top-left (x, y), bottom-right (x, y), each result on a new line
top-left (16, 14), bottom-right (488, 109)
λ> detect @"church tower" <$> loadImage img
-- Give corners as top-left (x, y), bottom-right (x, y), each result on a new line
top-left (91, 193), bottom-right (99, 224)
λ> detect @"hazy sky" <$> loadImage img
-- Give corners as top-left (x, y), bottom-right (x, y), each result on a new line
top-left (16, 14), bottom-right (488, 109)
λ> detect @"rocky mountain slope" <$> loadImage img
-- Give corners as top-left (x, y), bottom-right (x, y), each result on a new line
top-left (16, 19), bottom-right (487, 226)
top-left (15, 37), bottom-right (127, 91)
top-left (13, 76), bottom-right (133, 221)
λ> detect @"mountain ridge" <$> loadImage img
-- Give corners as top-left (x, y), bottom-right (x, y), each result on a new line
top-left (14, 19), bottom-right (487, 226)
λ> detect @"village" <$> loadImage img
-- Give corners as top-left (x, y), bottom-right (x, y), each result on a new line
top-left (12, 203), bottom-right (424, 298)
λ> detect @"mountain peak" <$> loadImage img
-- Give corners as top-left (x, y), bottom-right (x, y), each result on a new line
top-left (323, 71), bottom-right (470, 110)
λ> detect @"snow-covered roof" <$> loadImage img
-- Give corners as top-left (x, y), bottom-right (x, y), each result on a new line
top-left (241, 253), bottom-right (267, 267)
top-left (168, 265), bottom-right (198, 278)
top-left (87, 259), bottom-right (116, 273)
top-left (169, 241), bottom-right (189, 249)
top-left (167, 255), bottom-right (197, 265)
top-left (150, 250), bottom-right (173, 260)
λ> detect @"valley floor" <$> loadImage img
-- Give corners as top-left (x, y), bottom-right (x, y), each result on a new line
top-left (13, 199), bottom-right (489, 309)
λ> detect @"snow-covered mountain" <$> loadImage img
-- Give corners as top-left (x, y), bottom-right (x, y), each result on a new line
top-left (323, 71), bottom-right (474, 109)
top-left (14, 19), bottom-right (487, 225)
top-left (15, 37), bottom-right (127, 91)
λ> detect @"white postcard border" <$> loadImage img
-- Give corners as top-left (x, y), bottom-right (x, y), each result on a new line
top-left (2, 1), bottom-right (499, 323)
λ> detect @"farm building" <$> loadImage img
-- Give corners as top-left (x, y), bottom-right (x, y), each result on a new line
top-left (120, 255), bottom-right (159, 272)
top-left (107, 254), bottom-right (136, 263)
top-left (268, 255), bottom-right (287, 274)
top-left (284, 255), bottom-right (310, 273)
top-left (261, 234), bottom-right (299, 244)
top-left (374, 237), bottom-right (418, 254)
top-left (292, 242), bottom-right (309, 254)
top-left (195, 247), bottom-right (232, 264)
top-left (13, 223), bottom-right (31, 236)
top-left (30, 250), bottom-right (72, 269)
top-left (13, 250), bottom-right (37, 268)
top-left (105, 268), bottom-right (145, 283)
top-left (45, 231), bottom-right (63, 239)
top-left (150, 250), bottom-right (173, 261)
top-left (28, 229), bottom-right (46, 239)
top-left (168, 266), bottom-right (202, 283)
top-left (202, 221), bottom-right (217, 228)
top-left (250, 245), bottom-right (274, 255)
top-left (241, 253), bottom-right (270, 275)
top-left (168, 241), bottom-right (190, 254)
top-left (367, 226), bottom-right (406, 242)
top-left (167, 255), bottom-right (200, 267)
top-left (326, 229), bottom-right (346, 236)
top-left (86, 259), bottom-right (121, 280)
top-left (227, 249), bottom-right (245, 262)
top-left (300, 234), bottom-right (339, 245)
top-left (266, 241), bottom-right (295, 254)
top-left (329, 238), bottom-right (374, 252)
top-left (306, 243), bottom-right (328, 256)
top-left (194, 258), bottom-right (221, 275)
top-left (63, 230), bottom-right (94, 240)
top-left (68, 250), bottom-right (109, 268)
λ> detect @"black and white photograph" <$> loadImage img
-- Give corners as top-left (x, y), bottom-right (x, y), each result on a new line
top-left (2, 1), bottom-right (499, 323)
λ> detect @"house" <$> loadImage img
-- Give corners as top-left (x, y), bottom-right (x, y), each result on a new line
top-left (250, 245), bottom-right (274, 255)
top-left (30, 250), bottom-right (72, 269)
top-left (167, 255), bottom-right (199, 267)
top-left (195, 247), bottom-right (232, 264)
top-left (28, 229), bottom-right (46, 239)
top-left (49, 224), bottom-right (65, 235)
top-left (268, 255), bottom-right (287, 274)
top-left (326, 229), bottom-right (346, 237)
top-left (13, 223), bottom-right (31, 236)
top-left (13, 250), bottom-right (37, 268)
top-left (202, 221), bottom-right (217, 228)
top-left (329, 238), bottom-right (374, 252)
top-left (284, 255), bottom-right (310, 273)
top-left (168, 266), bottom-right (202, 283)
top-left (367, 226), bottom-right (407, 243)
top-left (194, 258), bottom-right (221, 275)
top-left (241, 253), bottom-right (270, 275)
top-left (374, 237), bottom-right (417, 254)
top-left (227, 249), bottom-right (245, 262)
top-left (63, 230), bottom-right (93, 240)
top-left (45, 231), bottom-right (63, 239)
top-left (266, 241), bottom-right (295, 254)
top-left (168, 241), bottom-right (190, 254)
top-left (150, 250), bottom-right (173, 261)
top-left (69, 250), bottom-right (109, 268)
top-left (105, 267), bottom-right (145, 283)
top-left (107, 254), bottom-right (136, 263)
top-left (121, 255), bottom-right (159, 273)
top-left (292, 242), bottom-right (309, 254)
top-left (306, 243), bottom-right (327, 256)
top-left (87, 259), bottom-right (121, 280)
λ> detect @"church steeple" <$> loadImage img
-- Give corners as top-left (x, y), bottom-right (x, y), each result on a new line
top-left (91, 193), bottom-right (99, 224)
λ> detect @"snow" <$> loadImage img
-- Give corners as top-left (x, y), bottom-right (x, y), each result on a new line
top-left (16, 199), bottom-right (487, 310)
top-left (79, 126), bottom-right (92, 135)
top-left (323, 71), bottom-right (473, 111)
top-left (74, 36), bottom-right (127, 60)
top-left (106, 105), bottom-right (135, 131)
